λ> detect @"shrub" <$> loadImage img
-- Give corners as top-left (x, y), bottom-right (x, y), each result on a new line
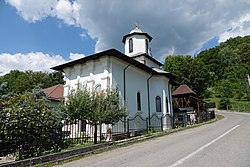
top-left (218, 98), bottom-right (231, 110)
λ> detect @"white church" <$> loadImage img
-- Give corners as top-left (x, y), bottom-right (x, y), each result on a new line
top-left (52, 26), bottom-right (175, 131)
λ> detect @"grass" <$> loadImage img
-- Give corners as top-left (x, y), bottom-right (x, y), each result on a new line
top-left (34, 114), bottom-right (224, 167)
top-left (206, 97), bottom-right (250, 112)
top-left (62, 142), bottom-right (94, 152)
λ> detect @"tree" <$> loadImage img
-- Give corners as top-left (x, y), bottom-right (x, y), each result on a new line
top-left (218, 98), bottom-right (231, 110)
top-left (0, 70), bottom-right (64, 95)
top-left (0, 92), bottom-right (63, 159)
top-left (164, 55), bottom-right (209, 96)
top-left (0, 82), bottom-right (10, 99)
top-left (188, 58), bottom-right (209, 97)
top-left (214, 79), bottom-right (233, 98)
top-left (62, 87), bottom-right (92, 122)
top-left (164, 55), bottom-right (192, 86)
top-left (62, 87), bottom-right (127, 144)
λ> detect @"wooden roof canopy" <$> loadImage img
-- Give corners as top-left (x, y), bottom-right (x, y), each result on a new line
top-left (172, 84), bottom-right (198, 98)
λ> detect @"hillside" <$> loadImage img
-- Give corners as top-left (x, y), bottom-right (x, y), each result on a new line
top-left (164, 35), bottom-right (250, 110)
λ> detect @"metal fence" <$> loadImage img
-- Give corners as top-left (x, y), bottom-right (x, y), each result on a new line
top-left (0, 120), bottom-right (62, 159)
top-left (0, 113), bottom-right (173, 158)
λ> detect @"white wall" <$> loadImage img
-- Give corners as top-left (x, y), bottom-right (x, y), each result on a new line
top-left (63, 56), bottom-right (112, 97)
top-left (63, 55), bottom-right (174, 130)
top-left (150, 76), bottom-right (173, 116)
top-left (111, 57), bottom-right (151, 118)
top-left (125, 35), bottom-right (150, 57)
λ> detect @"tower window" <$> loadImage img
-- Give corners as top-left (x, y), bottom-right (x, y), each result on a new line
top-left (145, 39), bottom-right (149, 54)
top-left (137, 92), bottom-right (141, 111)
top-left (156, 96), bottom-right (161, 112)
top-left (129, 38), bottom-right (133, 53)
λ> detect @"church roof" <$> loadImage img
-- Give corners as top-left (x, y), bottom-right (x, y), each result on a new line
top-left (131, 53), bottom-right (163, 66)
top-left (130, 26), bottom-right (143, 33)
top-left (122, 27), bottom-right (152, 43)
top-left (172, 84), bottom-right (197, 96)
top-left (42, 84), bottom-right (64, 101)
top-left (51, 49), bottom-right (175, 83)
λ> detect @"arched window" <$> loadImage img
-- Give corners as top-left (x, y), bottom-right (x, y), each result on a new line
top-left (166, 97), bottom-right (169, 114)
top-left (145, 39), bottom-right (149, 54)
top-left (156, 96), bottom-right (161, 112)
top-left (94, 84), bottom-right (101, 91)
top-left (137, 92), bottom-right (141, 111)
top-left (129, 38), bottom-right (133, 53)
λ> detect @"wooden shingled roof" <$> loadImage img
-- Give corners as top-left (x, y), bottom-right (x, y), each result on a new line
top-left (172, 84), bottom-right (197, 97)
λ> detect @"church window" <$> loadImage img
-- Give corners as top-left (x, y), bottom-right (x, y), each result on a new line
top-left (94, 84), bottom-right (102, 91)
top-left (70, 88), bottom-right (76, 95)
top-left (145, 39), bottom-right (149, 54)
top-left (156, 96), bottom-right (162, 112)
top-left (166, 97), bottom-right (169, 114)
top-left (137, 92), bottom-right (141, 111)
top-left (129, 38), bottom-right (133, 53)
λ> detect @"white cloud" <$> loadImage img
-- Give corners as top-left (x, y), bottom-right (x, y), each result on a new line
top-left (6, 0), bottom-right (56, 22)
top-left (5, 0), bottom-right (79, 25)
top-left (0, 52), bottom-right (66, 76)
top-left (218, 14), bottom-right (250, 43)
top-left (5, 0), bottom-right (250, 59)
top-left (68, 0), bottom-right (250, 57)
top-left (54, 0), bottom-right (80, 25)
top-left (69, 53), bottom-right (85, 60)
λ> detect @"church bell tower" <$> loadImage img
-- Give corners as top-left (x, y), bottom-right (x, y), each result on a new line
top-left (122, 25), bottom-right (152, 57)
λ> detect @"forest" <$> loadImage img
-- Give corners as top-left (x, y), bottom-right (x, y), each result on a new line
top-left (164, 35), bottom-right (250, 110)
top-left (0, 70), bottom-right (64, 98)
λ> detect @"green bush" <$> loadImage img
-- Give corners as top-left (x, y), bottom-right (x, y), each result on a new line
top-left (218, 98), bottom-right (231, 110)
top-left (0, 93), bottom-right (63, 160)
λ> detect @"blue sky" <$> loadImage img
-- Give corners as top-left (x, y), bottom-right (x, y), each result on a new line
top-left (0, 0), bottom-right (94, 59)
top-left (0, 0), bottom-right (250, 75)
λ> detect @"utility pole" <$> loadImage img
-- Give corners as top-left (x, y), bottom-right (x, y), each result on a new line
top-left (248, 75), bottom-right (250, 90)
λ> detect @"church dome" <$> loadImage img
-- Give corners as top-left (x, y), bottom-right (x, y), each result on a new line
top-left (130, 26), bottom-right (143, 34)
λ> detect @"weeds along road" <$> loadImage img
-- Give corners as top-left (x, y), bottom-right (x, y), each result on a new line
top-left (56, 111), bottom-right (250, 167)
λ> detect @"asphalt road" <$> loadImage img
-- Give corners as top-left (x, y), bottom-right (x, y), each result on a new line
top-left (56, 111), bottom-right (250, 167)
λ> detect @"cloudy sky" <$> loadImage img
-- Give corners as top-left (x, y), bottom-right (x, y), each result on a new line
top-left (1, 0), bottom-right (250, 75)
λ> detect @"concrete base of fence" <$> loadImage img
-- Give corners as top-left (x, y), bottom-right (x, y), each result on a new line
top-left (0, 143), bottom-right (111, 167)
top-left (0, 156), bottom-right (15, 165)
top-left (0, 132), bottom-right (164, 167)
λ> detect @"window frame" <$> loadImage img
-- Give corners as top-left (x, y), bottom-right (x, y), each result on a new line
top-left (129, 38), bottom-right (133, 53)
top-left (156, 96), bottom-right (162, 112)
top-left (145, 39), bottom-right (149, 54)
top-left (137, 92), bottom-right (141, 111)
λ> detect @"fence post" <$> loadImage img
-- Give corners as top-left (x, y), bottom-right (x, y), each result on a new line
top-left (146, 117), bottom-right (149, 134)
top-left (94, 124), bottom-right (98, 144)
top-left (127, 119), bottom-right (130, 138)
top-left (58, 122), bottom-right (63, 148)
top-left (99, 124), bottom-right (102, 143)
top-left (161, 116), bottom-right (163, 131)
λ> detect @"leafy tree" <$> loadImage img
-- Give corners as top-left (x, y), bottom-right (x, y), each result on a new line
top-left (214, 79), bottom-right (233, 98)
top-left (218, 98), bottom-right (231, 110)
top-left (0, 82), bottom-right (10, 99)
top-left (164, 55), bottom-right (192, 86)
top-left (236, 43), bottom-right (250, 63)
top-left (62, 87), bottom-right (92, 122)
top-left (0, 70), bottom-right (64, 95)
top-left (167, 35), bottom-right (250, 102)
top-left (0, 92), bottom-right (63, 159)
top-left (164, 55), bottom-right (209, 96)
top-left (188, 58), bottom-right (209, 97)
top-left (62, 87), bottom-right (127, 144)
